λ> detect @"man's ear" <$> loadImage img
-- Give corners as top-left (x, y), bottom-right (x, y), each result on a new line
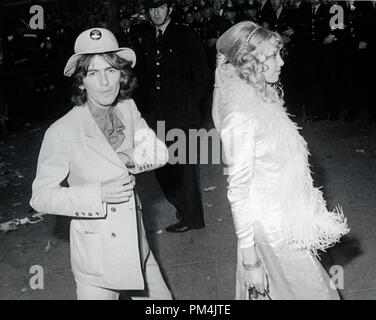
top-left (79, 85), bottom-right (85, 90)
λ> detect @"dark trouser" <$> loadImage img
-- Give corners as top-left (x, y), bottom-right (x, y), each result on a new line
top-left (154, 125), bottom-right (205, 228)
top-left (303, 45), bottom-right (332, 119)
top-left (281, 46), bottom-right (305, 117)
top-left (155, 162), bottom-right (205, 228)
top-left (367, 52), bottom-right (376, 119)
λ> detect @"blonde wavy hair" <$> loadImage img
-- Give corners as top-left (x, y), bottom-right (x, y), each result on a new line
top-left (216, 21), bottom-right (284, 103)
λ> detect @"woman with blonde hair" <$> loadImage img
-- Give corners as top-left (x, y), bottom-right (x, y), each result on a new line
top-left (212, 21), bottom-right (349, 300)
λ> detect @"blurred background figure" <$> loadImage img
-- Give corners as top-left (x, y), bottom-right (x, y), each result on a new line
top-left (223, 0), bottom-right (237, 28)
top-left (236, 0), bottom-right (259, 23)
top-left (257, 0), bottom-right (273, 28)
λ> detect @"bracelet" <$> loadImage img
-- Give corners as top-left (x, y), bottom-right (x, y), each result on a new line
top-left (242, 260), bottom-right (261, 271)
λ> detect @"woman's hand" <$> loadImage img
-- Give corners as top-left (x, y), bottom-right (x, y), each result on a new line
top-left (241, 246), bottom-right (269, 295)
top-left (245, 264), bottom-right (268, 296)
top-left (100, 172), bottom-right (135, 204)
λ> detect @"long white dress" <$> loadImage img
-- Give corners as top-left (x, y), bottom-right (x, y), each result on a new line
top-left (212, 64), bottom-right (349, 300)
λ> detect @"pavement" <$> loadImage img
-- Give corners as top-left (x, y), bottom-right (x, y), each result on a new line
top-left (1, 114), bottom-right (376, 300)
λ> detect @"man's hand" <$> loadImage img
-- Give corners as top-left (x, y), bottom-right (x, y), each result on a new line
top-left (359, 41), bottom-right (368, 50)
top-left (118, 152), bottom-right (135, 169)
top-left (323, 34), bottom-right (335, 45)
top-left (100, 172), bottom-right (135, 204)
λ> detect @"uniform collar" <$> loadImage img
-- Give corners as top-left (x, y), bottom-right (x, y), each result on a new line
top-left (155, 19), bottom-right (171, 37)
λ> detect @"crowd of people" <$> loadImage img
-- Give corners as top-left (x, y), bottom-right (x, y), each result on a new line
top-left (1, 0), bottom-right (376, 133)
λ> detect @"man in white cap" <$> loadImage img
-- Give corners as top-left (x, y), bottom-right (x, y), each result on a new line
top-left (30, 27), bottom-right (172, 300)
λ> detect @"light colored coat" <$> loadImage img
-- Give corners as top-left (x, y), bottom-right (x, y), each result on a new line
top-left (212, 64), bottom-right (348, 254)
top-left (30, 99), bottom-right (168, 290)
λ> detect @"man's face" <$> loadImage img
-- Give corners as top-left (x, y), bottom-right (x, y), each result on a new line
top-left (213, 1), bottom-right (221, 14)
top-left (120, 18), bottom-right (130, 30)
top-left (224, 10), bottom-right (236, 22)
top-left (310, 0), bottom-right (320, 6)
top-left (193, 10), bottom-right (202, 20)
top-left (82, 55), bottom-right (121, 108)
top-left (185, 13), bottom-right (195, 24)
top-left (203, 7), bottom-right (213, 19)
top-left (149, 4), bottom-right (170, 26)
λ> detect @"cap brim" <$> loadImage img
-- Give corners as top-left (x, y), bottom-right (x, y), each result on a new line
top-left (63, 47), bottom-right (136, 77)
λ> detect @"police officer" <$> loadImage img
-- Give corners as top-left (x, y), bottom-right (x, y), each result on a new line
top-left (223, 1), bottom-right (238, 28)
top-left (301, 0), bottom-right (333, 122)
top-left (236, 1), bottom-right (259, 23)
top-left (116, 14), bottom-right (139, 51)
top-left (136, 0), bottom-right (210, 233)
top-left (287, 0), bottom-right (311, 116)
top-left (339, 1), bottom-right (375, 121)
top-left (257, 0), bottom-right (274, 28)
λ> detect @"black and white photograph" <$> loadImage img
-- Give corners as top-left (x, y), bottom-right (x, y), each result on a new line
top-left (0, 0), bottom-right (375, 303)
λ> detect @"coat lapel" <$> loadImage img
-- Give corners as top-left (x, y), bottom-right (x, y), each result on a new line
top-left (113, 102), bottom-right (134, 151)
top-left (82, 105), bottom-right (125, 169)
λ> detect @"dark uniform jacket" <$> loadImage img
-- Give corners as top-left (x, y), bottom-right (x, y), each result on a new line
top-left (135, 21), bottom-right (211, 130)
top-left (337, 1), bottom-right (375, 51)
top-left (288, 0), bottom-right (312, 50)
top-left (257, 0), bottom-right (274, 26)
top-left (267, 6), bottom-right (292, 35)
top-left (300, 2), bottom-right (331, 49)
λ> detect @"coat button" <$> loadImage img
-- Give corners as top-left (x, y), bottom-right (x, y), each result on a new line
top-left (111, 207), bottom-right (116, 213)
top-left (156, 74), bottom-right (160, 78)
top-left (156, 86), bottom-right (160, 90)
top-left (111, 233), bottom-right (116, 238)
top-left (156, 62), bottom-right (160, 66)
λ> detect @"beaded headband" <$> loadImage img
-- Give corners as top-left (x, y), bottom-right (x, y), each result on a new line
top-left (233, 27), bottom-right (260, 61)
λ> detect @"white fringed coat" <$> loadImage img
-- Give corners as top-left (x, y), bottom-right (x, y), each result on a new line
top-left (212, 65), bottom-right (348, 300)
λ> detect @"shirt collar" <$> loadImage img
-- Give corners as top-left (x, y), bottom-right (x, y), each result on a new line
top-left (156, 19), bottom-right (171, 37)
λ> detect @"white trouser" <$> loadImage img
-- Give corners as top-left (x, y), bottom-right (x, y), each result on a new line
top-left (76, 251), bottom-right (172, 300)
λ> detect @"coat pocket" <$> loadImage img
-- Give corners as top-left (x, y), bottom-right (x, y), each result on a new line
top-left (71, 228), bottom-right (104, 277)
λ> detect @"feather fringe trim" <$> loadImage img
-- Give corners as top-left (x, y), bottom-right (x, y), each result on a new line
top-left (286, 201), bottom-right (350, 258)
top-left (213, 64), bottom-right (350, 256)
